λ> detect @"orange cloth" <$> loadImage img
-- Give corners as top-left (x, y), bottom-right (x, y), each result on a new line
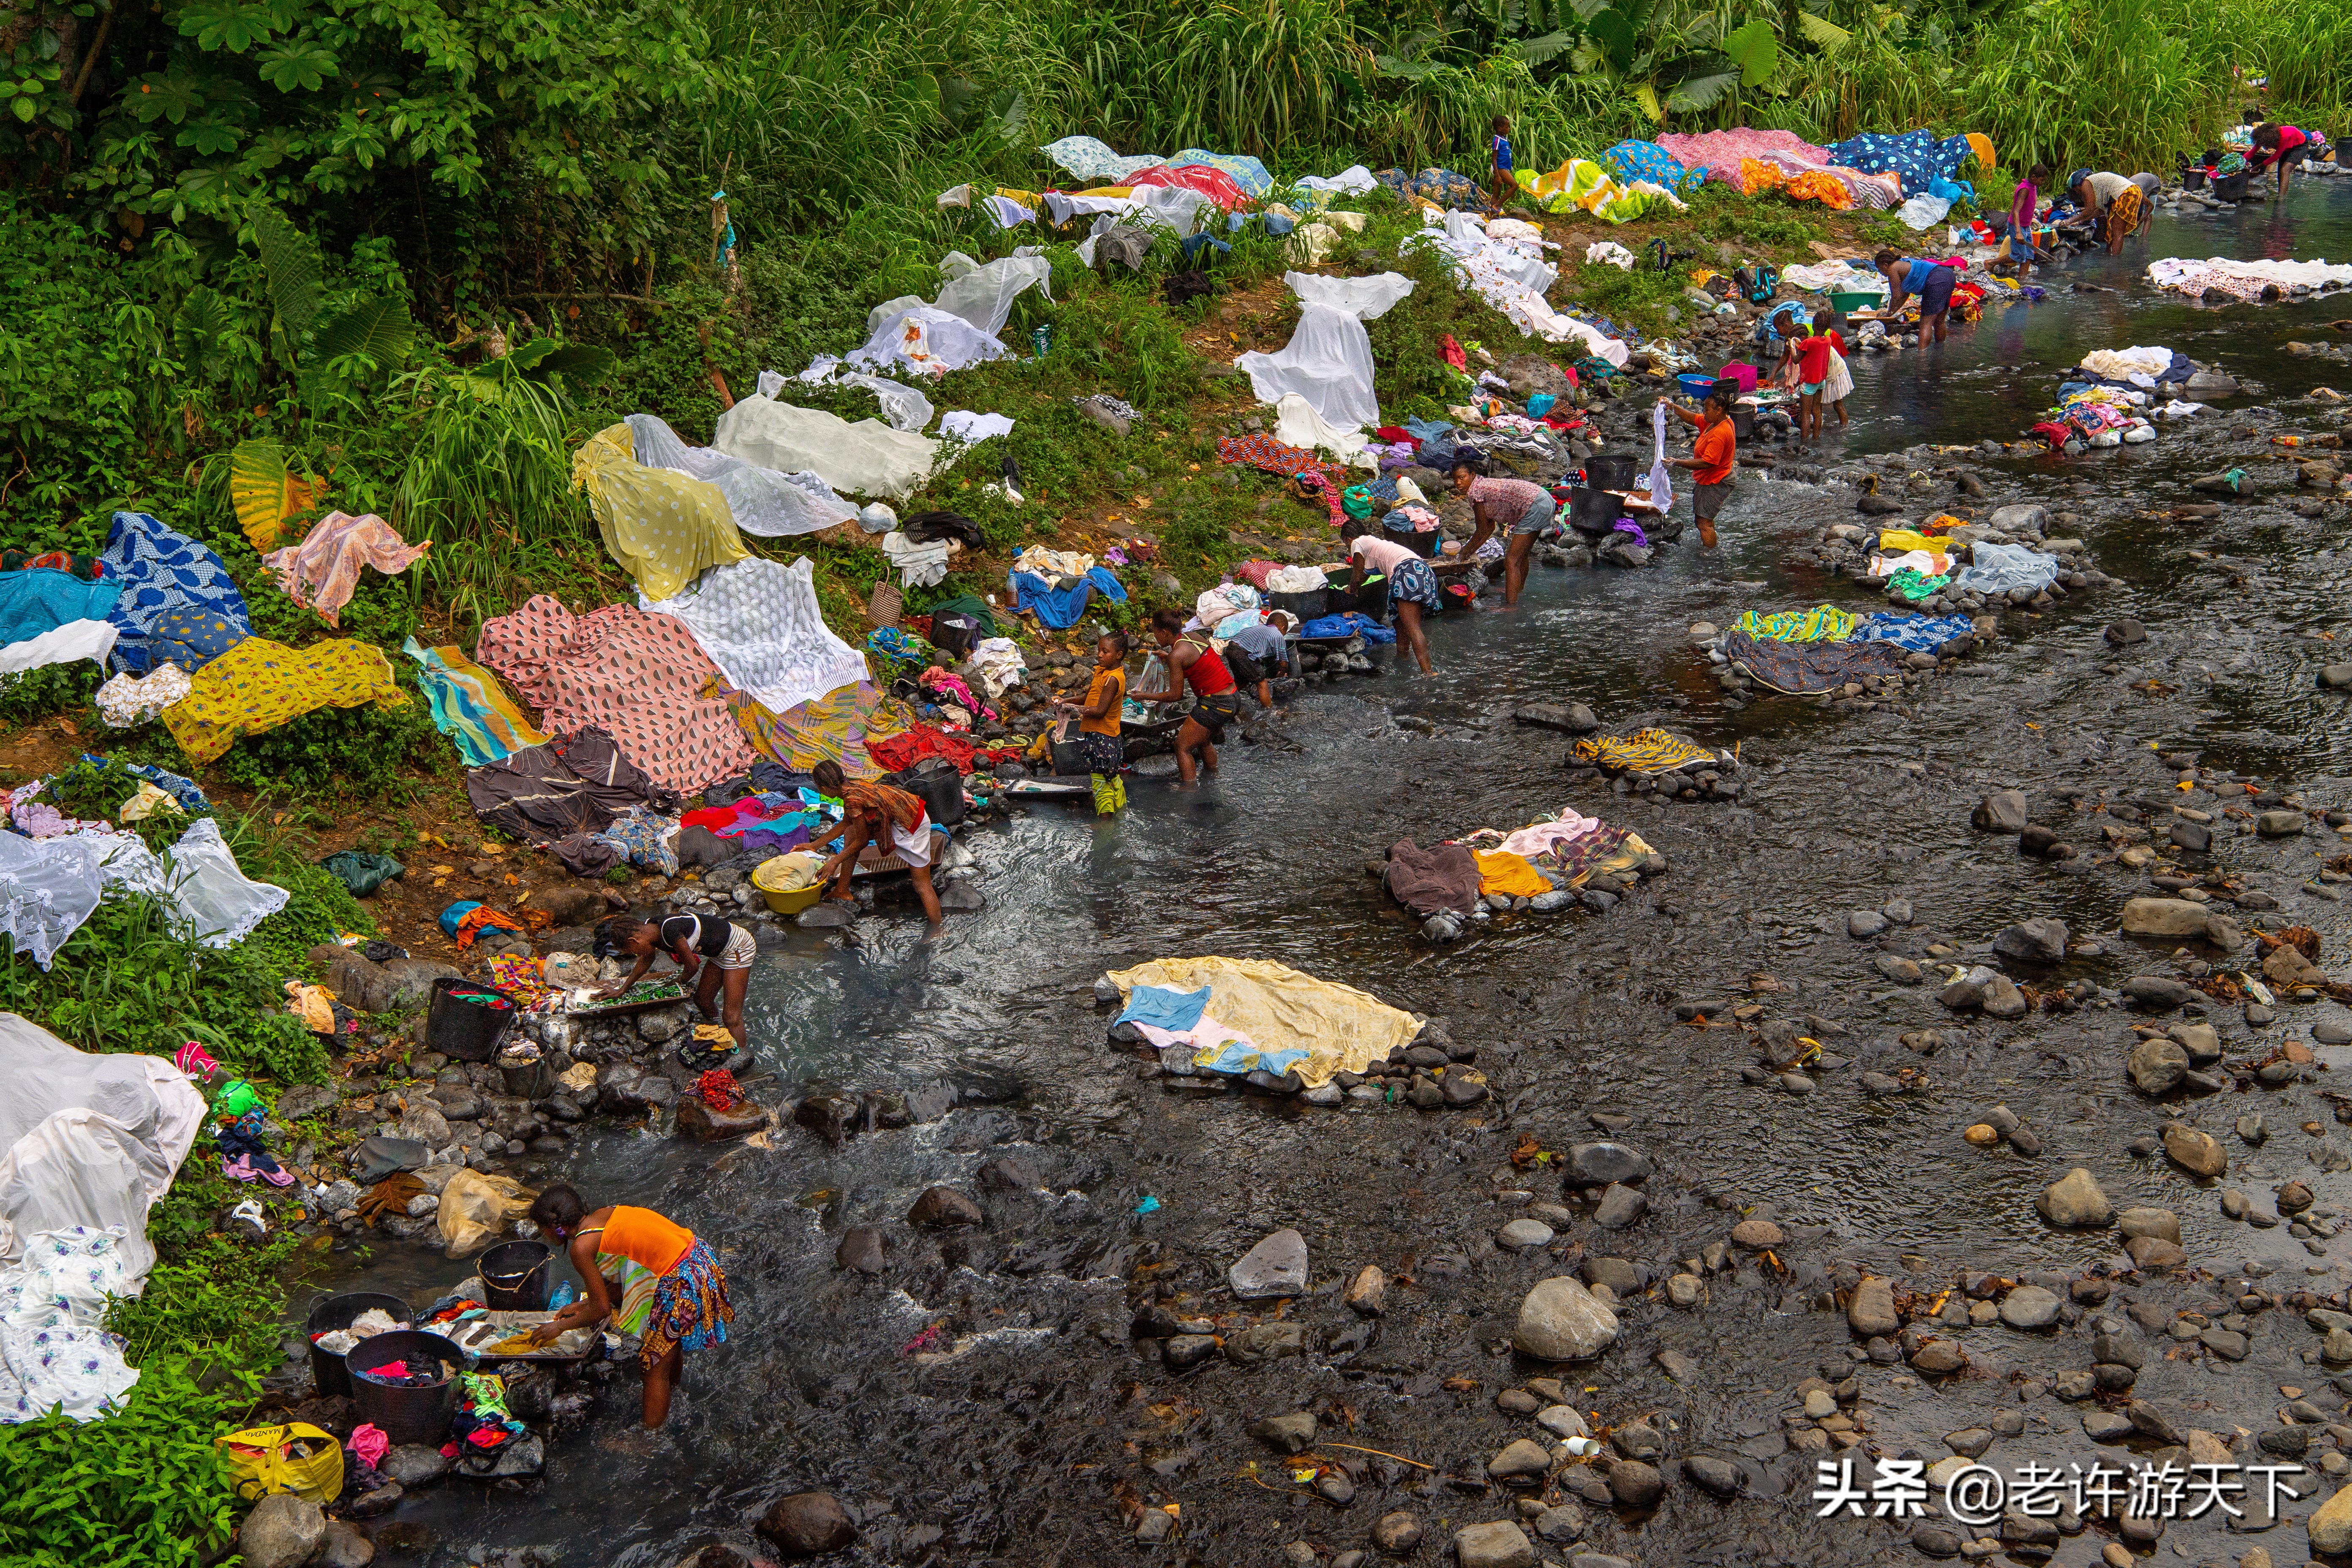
top-left (596, 1206), bottom-right (693, 1275)
top-left (1080, 666), bottom-right (1125, 737)
top-left (1693, 420), bottom-right (1736, 486)
top-left (1474, 851), bottom-right (1550, 898)
top-left (1783, 170), bottom-right (1854, 209)
top-left (1738, 158), bottom-right (1784, 194)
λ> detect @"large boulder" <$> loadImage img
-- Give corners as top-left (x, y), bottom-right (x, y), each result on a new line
top-left (1452, 1520), bottom-right (1537, 1568)
top-left (758, 1492), bottom-right (857, 1557)
top-left (2311, 1483), bottom-right (2352, 1553)
top-left (238, 1495), bottom-right (326, 1568)
top-left (1992, 918), bottom-right (2068, 964)
top-left (1512, 1277), bottom-right (1620, 1360)
top-left (676, 1094), bottom-right (766, 1142)
top-left (2161, 1122), bottom-right (2228, 1177)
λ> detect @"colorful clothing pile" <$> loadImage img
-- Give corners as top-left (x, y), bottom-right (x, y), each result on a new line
top-left (1656, 129), bottom-right (1900, 208)
top-left (867, 724), bottom-right (1020, 777)
top-left (1374, 167), bottom-right (1489, 212)
top-left (724, 680), bottom-right (915, 781)
top-left (1852, 612), bottom-right (1974, 653)
top-left (1599, 139), bottom-right (1702, 193)
top-left (571, 424), bottom-right (747, 601)
top-left (486, 954), bottom-right (556, 1007)
top-left (1826, 129), bottom-right (1983, 191)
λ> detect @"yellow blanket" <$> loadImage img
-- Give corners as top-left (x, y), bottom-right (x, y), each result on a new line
top-left (1106, 957), bottom-right (1423, 1090)
top-left (1876, 528), bottom-right (1948, 557)
top-left (571, 423), bottom-right (746, 601)
top-left (164, 637), bottom-right (406, 764)
top-left (1475, 851), bottom-right (1551, 898)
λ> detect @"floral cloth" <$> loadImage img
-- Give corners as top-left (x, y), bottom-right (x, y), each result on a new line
top-left (1600, 139), bottom-right (1702, 193)
top-left (0, 1323), bottom-right (139, 1422)
top-left (1375, 167), bottom-right (1489, 212)
top-left (262, 512), bottom-right (430, 628)
top-left (98, 510), bottom-right (251, 675)
top-left (640, 1238), bottom-right (732, 1371)
top-left (1827, 129), bottom-right (1978, 192)
top-left (162, 637), bottom-right (406, 765)
top-left (571, 424), bottom-right (747, 602)
top-left (95, 664), bottom-right (192, 728)
top-left (588, 807), bottom-right (681, 877)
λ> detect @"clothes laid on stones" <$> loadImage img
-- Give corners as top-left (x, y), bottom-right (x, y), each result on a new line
top-left (1886, 567), bottom-right (1949, 602)
top-left (403, 638), bottom-right (548, 768)
top-left (1734, 605), bottom-right (1854, 642)
top-left (1571, 730), bottom-right (1716, 773)
top-left (261, 512), bottom-right (429, 628)
top-left (587, 807), bottom-right (682, 877)
top-left (724, 681), bottom-right (916, 781)
top-left (1473, 850), bottom-right (1549, 898)
top-left (866, 724), bottom-right (1020, 777)
top-left (624, 414), bottom-right (860, 537)
top-left (465, 726), bottom-right (681, 842)
top-left (1117, 983), bottom-right (1212, 1035)
top-left (475, 595), bottom-right (754, 793)
top-left (0, 1323), bottom-right (141, 1422)
top-left (1600, 139), bottom-right (1702, 193)
top-left (2148, 255), bottom-right (2352, 300)
top-left (95, 663), bottom-right (192, 728)
top-left (98, 510), bottom-right (251, 675)
top-left (1851, 612), bottom-right (1974, 653)
top-left (880, 530), bottom-right (952, 589)
top-left (572, 424), bottom-right (748, 602)
top-left (1410, 211), bottom-right (1629, 367)
top-left (1106, 957), bottom-right (1423, 1091)
top-left (640, 557), bottom-right (866, 718)
top-left (1011, 567), bottom-right (1127, 631)
top-left (0, 569), bottom-right (122, 652)
top-left (1950, 542), bottom-right (2063, 595)
top-left (1871, 550), bottom-right (1951, 578)
top-left (1723, 628), bottom-right (1910, 694)
top-left (162, 637), bottom-right (405, 765)
top-left (712, 391), bottom-right (941, 502)
top-left (1384, 838), bottom-right (1481, 917)
top-left (2078, 346), bottom-right (2175, 384)
top-left (1236, 303), bottom-right (1380, 433)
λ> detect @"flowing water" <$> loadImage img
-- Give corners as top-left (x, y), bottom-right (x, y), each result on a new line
top-left (326, 180), bottom-right (2352, 1567)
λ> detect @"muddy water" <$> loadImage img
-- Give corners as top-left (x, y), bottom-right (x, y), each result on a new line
top-left (330, 180), bottom-right (2352, 1567)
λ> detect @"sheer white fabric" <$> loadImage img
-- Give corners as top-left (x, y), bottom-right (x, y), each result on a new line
top-left (1284, 270), bottom-right (1415, 320)
top-left (626, 413), bottom-right (859, 537)
top-left (847, 307), bottom-right (1008, 378)
top-left (160, 818), bottom-right (289, 948)
top-left (640, 556), bottom-right (869, 715)
top-left (934, 249), bottom-right (1053, 336)
top-left (1237, 303), bottom-right (1380, 431)
top-left (0, 833), bottom-right (103, 970)
top-left (714, 393), bottom-right (942, 501)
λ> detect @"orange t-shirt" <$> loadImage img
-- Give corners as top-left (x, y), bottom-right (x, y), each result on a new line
top-left (595, 1206), bottom-right (693, 1275)
top-left (1692, 419), bottom-right (1736, 486)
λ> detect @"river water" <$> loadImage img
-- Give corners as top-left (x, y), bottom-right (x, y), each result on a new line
top-left (328, 179), bottom-right (2352, 1567)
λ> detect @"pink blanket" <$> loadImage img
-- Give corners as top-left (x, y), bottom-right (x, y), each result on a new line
top-left (1499, 811), bottom-right (1608, 858)
top-left (263, 511), bottom-right (430, 628)
top-left (1656, 130), bottom-right (1901, 209)
top-left (475, 593), bottom-right (753, 792)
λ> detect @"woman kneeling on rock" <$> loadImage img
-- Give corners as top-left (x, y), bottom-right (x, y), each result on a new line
top-left (526, 1184), bottom-right (732, 1428)
top-left (596, 912), bottom-right (752, 1063)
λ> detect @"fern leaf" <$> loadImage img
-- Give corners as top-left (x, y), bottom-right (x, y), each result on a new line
top-left (1516, 28), bottom-right (1579, 65)
top-left (310, 295), bottom-right (413, 367)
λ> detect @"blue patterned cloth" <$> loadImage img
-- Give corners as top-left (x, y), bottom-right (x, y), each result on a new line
top-left (1852, 611), bottom-right (1974, 653)
top-left (0, 569), bottom-right (120, 647)
top-left (98, 511), bottom-right (251, 674)
top-left (1601, 140), bottom-right (1703, 193)
top-left (1010, 566), bottom-right (1127, 630)
top-left (1827, 131), bottom-right (1976, 193)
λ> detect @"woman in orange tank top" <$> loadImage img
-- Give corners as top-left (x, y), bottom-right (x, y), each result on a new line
top-left (525, 1182), bottom-right (732, 1427)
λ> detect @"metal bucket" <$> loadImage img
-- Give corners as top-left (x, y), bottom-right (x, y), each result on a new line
top-left (304, 1290), bottom-right (412, 1400)
top-left (479, 1239), bottom-right (553, 1310)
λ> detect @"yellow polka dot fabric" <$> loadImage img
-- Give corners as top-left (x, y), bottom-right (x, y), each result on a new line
top-left (163, 637), bottom-right (407, 765)
top-left (572, 424), bottom-right (747, 601)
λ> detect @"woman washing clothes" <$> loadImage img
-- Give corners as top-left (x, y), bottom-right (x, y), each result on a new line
top-left (1448, 458), bottom-right (1555, 608)
top-left (525, 1185), bottom-right (731, 1429)
top-left (1875, 249), bottom-right (1958, 344)
top-left (1130, 608), bottom-right (1244, 785)
top-left (2250, 122), bottom-right (2309, 198)
top-left (1344, 526), bottom-right (1438, 674)
top-left (810, 759), bottom-right (942, 922)
top-left (594, 912), bottom-right (753, 1064)
top-left (2071, 171), bottom-right (2145, 254)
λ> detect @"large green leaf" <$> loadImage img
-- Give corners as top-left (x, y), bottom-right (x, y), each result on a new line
top-left (170, 286), bottom-right (238, 381)
top-left (1587, 8), bottom-right (1639, 71)
top-left (1797, 10), bottom-right (1851, 46)
top-left (990, 88), bottom-right (1027, 147)
top-left (1665, 67), bottom-right (1741, 110)
top-left (1516, 28), bottom-right (1580, 65)
top-left (248, 202), bottom-right (319, 334)
top-left (311, 295), bottom-right (412, 366)
top-left (530, 344), bottom-right (617, 389)
top-left (1721, 18), bottom-right (1778, 86)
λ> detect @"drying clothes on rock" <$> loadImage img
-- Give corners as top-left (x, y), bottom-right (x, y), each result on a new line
top-left (1116, 983), bottom-right (1211, 1036)
top-left (1273, 395), bottom-right (1372, 465)
top-left (713, 390), bottom-right (941, 502)
top-left (640, 556), bottom-right (867, 718)
top-left (2077, 346), bottom-right (2179, 387)
top-left (1827, 129), bottom-right (1979, 192)
top-left (403, 637), bottom-right (547, 768)
top-left (1723, 629), bottom-right (1909, 694)
top-left (1384, 838), bottom-right (1481, 917)
top-left (261, 512), bottom-right (429, 628)
top-left (1782, 261), bottom-right (1889, 296)
top-left (1039, 136), bottom-right (1167, 185)
top-left (0, 570), bottom-right (122, 651)
top-left (1870, 550), bottom-right (1952, 579)
top-left (969, 640), bottom-right (1027, 703)
top-left (1734, 605), bottom-right (1855, 642)
top-left (2149, 255), bottom-right (2352, 300)
top-left (1237, 302), bottom-right (1380, 432)
top-left (930, 250), bottom-right (1054, 338)
top-left (1298, 612), bottom-right (1394, 645)
top-left (1284, 270), bottom-right (1416, 320)
top-left (586, 807), bottom-right (682, 877)
top-left (1852, 611), bottom-right (1974, 654)
top-left (572, 424), bottom-right (748, 602)
top-left (1571, 729), bottom-right (1716, 773)
top-left (1458, 808), bottom-right (1609, 860)
top-left (321, 849), bottom-right (403, 898)
top-left (1011, 567), bottom-right (1126, 630)
top-left (1950, 542), bottom-right (2063, 595)
top-left (98, 510), bottom-right (250, 675)
top-left (476, 595), bottom-right (754, 793)
top-left (849, 307), bottom-right (1010, 381)
top-left (881, 529), bottom-right (952, 588)
top-left (1108, 958), bottom-right (1422, 1090)
top-left (0, 621), bottom-right (119, 681)
top-left (1127, 163), bottom-right (1252, 211)
top-left (1409, 212), bottom-right (1629, 365)
top-left (1216, 432), bottom-right (1330, 480)
top-left (724, 681), bottom-right (915, 781)
top-left (94, 664), bottom-right (190, 728)
top-left (866, 724), bottom-right (1019, 777)
top-left (1293, 165), bottom-right (1378, 196)
top-left (1473, 851), bottom-right (1550, 898)
top-left (1511, 158), bottom-right (1665, 223)
top-left (163, 637), bottom-right (406, 765)
top-left (1600, 139), bottom-right (1702, 193)
top-left (1874, 527), bottom-right (1953, 556)
top-left (1012, 546), bottom-right (1096, 578)
top-left (1886, 567), bottom-right (1949, 602)
top-left (624, 414), bottom-right (860, 538)
top-left (466, 726), bottom-right (682, 844)
top-left (0, 1323), bottom-right (140, 1422)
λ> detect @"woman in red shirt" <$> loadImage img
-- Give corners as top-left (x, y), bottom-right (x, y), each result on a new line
top-left (1130, 608), bottom-right (1242, 785)
top-left (1659, 390), bottom-right (1737, 547)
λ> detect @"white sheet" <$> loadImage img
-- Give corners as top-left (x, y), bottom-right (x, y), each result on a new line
top-left (847, 307), bottom-right (1008, 379)
top-left (1293, 166), bottom-right (1377, 195)
top-left (1648, 402), bottom-right (1676, 517)
top-left (1237, 302), bottom-right (1380, 431)
top-left (934, 250), bottom-right (1053, 337)
top-left (1407, 212), bottom-right (1629, 366)
top-left (880, 530), bottom-right (951, 589)
top-left (626, 412), bottom-right (861, 537)
top-left (163, 818), bottom-right (289, 948)
top-left (1284, 270), bottom-right (1415, 320)
top-left (0, 833), bottom-right (103, 970)
top-left (1273, 394), bottom-right (1370, 464)
top-left (0, 621), bottom-right (117, 678)
top-left (640, 556), bottom-right (868, 716)
top-left (941, 411), bottom-right (1015, 443)
top-left (714, 393), bottom-right (943, 501)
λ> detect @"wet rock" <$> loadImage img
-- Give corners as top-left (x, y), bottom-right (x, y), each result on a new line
top-left (2128, 1036), bottom-right (2191, 1094)
top-left (676, 1094), bottom-right (765, 1142)
top-left (2170, 819), bottom-right (2212, 854)
top-left (384, 1445), bottom-right (450, 1488)
top-left (1345, 1264), bottom-right (1387, 1317)
top-left (316, 1521), bottom-right (374, 1568)
top-left (1230, 1228), bottom-right (1308, 1298)
top-left (1162, 1334), bottom-right (1218, 1370)
top-left (1849, 910), bottom-right (1889, 939)
top-left (1225, 1322), bottom-right (1304, 1363)
top-left (1730, 1219), bottom-right (1784, 1250)
top-left (2322, 665), bottom-right (2352, 691)
top-left (757, 1492), bottom-right (857, 1557)
top-left (1513, 1277), bottom-right (1620, 1360)
top-left (1606, 1459), bottom-right (1666, 1507)
top-left (2115, 1207), bottom-right (2180, 1243)
top-left (1488, 1438), bottom-right (1553, 1486)
top-left (2123, 975), bottom-right (2197, 1010)
top-left (2162, 1122), bottom-right (2228, 1177)
top-left (2104, 619), bottom-right (2148, 645)
top-left (1251, 1412), bottom-right (1318, 1453)
top-left (1911, 1522), bottom-right (1963, 1557)
top-left (1514, 703), bottom-right (1599, 734)
top-left (1498, 1218), bottom-right (1555, 1250)
top-left (239, 1494), bottom-right (326, 1568)
top-left (2259, 809), bottom-right (2308, 837)
top-left (346, 1483), bottom-right (401, 1518)
top-left (2121, 896), bottom-right (2240, 945)
top-left (1993, 918), bottom-right (2069, 964)
top-left (1876, 956), bottom-right (1923, 984)
top-left (2084, 1410), bottom-right (2135, 1440)
top-left (1667, 1274), bottom-right (1701, 1307)
top-left (1592, 1183), bottom-right (1647, 1229)
top-left (2000, 1286), bottom-right (2062, 1328)
top-left (1684, 1456), bottom-right (1741, 1498)
top-left (1568, 1142), bottom-right (1652, 1183)
top-left (1372, 1511), bottom-right (1424, 1555)
top-left (2126, 1401), bottom-right (2187, 1446)
top-left (834, 1226), bottom-right (884, 1274)
top-left (1533, 1503), bottom-right (1586, 1542)
top-left (795, 901), bottom-right (857, 929)
top-left (1973, 791), bottom-right (2030, 832)
top-left (1849, 1277), bottom-right (1900, 1337)
top-left (2310, 1483), bottom-right (2352, 1552)
top-left (1453, 1521), bottom-right (1536, 1568)
top-left (1537, 1405), bottom-right (1590, 1440)
top-left (1910, 1340), bottom-right (1968, 1375)
top-left (906, 1187), bottom-right (982, 1227)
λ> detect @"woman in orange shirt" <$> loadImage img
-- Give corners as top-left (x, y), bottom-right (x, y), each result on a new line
top-left (1658, 390), bottom-right (1737, 547)
top-left (526, 1183), bottom-right (732, 1427)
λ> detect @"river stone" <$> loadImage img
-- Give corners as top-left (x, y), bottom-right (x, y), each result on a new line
top-left (906, 1186), bottom-right (982, 1226)
top-left (2312, 1484), bottom-right (2352, 1553)
top-left (1489, 1438), bottom-right (1553, 1484)
top-left (1592, 1183), bottom-right (1647, 1229)
top-left (2323, 664), bottom-right (2352, 690)
top-left (1230, 1228), bottom-right (1308, 1297)
top-left (758, 1492), bottom-right (857, 1557)
top-left (2000, 1285), bottom-right (2062, 1328)
top-left (1911, 1339), bottom-right (1967, 1374)
top-left (1226, 1322), bottom-right (1304, 1363)
top-left (1994, 917), bottom-right (2069, 963)
top-left (2171, 1021), bottom-right (2222, 1062)
top-left (316, 1521), bottom-right (374, 1568)
top-left (2259, 809), bottom-right (2308, 837)
top-left (2121, 896), bottom-right (2235, 943)
top-left (1346, 1265), bottom-right (1386, 1316)
top-left (1973, 790), bottom-right (2030, 832)
top-left (1372, 1511), bottom-right (1423, 1554)
top-left (2123, 975), bottom-right (2197, 1010)
top-left (2128, 1036), bottom-right (2190, 1094)
top-left (2163, 1122), bottom-right (2229, 1177)
top-left (2266, 942), bottom-right (2328, 989)
top-left (1252, 1412), bottom-right (1317, 1453)
top-left (835, 1226), bottom-right (884, 1274)
top-left (1162, 1334), bottom-right (1218, 1370)
top-left (2115, 1206), bottom-right (2180, 1243)
top-left (1514, 702), bottom-right (1598, 734)
top-left (1606, 1459), bottom-right (1666, 1507)
top-left (1848, 1277), bottom-right (1900, 1337)
top-left (1498, 1219), bottom-right (1556, 1250)
top-left (383, 1444), bottom-right (450, 1487)
top-left (239, 1494), bottom-right (326, 1568)
top-left (1730, 1218), bottom-right (1783, 1250)
top-left (1453, 1521), bottom-right (1536, 1568)
top-left (1513, 1277), bottom-right (1620, 1360)
top-left (2170, 819), bottom-right (2212, 854)
top-left (1538, 1404), bottom-right (1590, 1439)
top-left (676, 1094), bottom-right (765, 1142)
top-left (1848, 910), bottom-right (1888, 939)
top-left (2037, 1168), bottom-right (2111, 1227)
top-left (1568, 1142), bottom-right (1652, 1183)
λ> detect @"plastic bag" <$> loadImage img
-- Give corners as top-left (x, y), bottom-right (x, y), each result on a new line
top-left (218, 1422), bottom-right (344, 1503)
top-left (320, 850), bottom-right (403, 898)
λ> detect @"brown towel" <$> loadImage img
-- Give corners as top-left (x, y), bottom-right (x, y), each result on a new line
top-left (1385, 838), bottom-right (1482, 917)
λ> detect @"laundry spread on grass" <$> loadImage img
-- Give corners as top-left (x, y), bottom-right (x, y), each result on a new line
top-left (162, 637), bottom-right (406, 766)
top-left (261, 511), bottom-right (430, 628)
top-left (625, 414), bottom-right (862, 537)
top-left (572, 424), bottom-right (749, 601)
top-left (99, 510), bottom-right (251, 675)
